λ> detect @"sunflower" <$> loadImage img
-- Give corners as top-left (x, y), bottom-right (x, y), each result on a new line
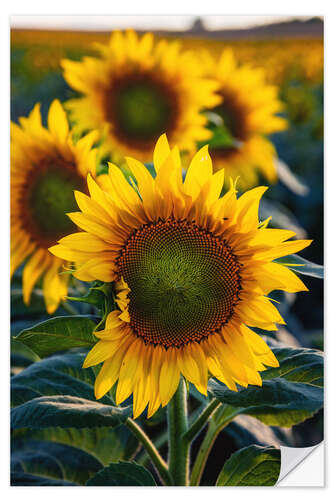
top-left (11, 100), bottom-right (98, 313)
top-left (62, 30), bottom-right (220, 162)
top-left (50, 135), bottom-right (311, 418)
top-left (202, 49), bottom-right (288, 189)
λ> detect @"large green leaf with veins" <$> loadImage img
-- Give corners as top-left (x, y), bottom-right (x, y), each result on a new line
top-left (13, 315), bottom-right (98, 358)
top-left (208, 345), bottom-right (323, 427)
top-left (11, 352), bottom-right (131, 430)
top-left (11, 439), bottom-right (102, 486)
top-left (216, 445), bottom-right (281, 486)
top-left (86, 461), bottom-right (156, 486)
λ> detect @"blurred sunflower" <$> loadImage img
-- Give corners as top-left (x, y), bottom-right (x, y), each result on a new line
top-left (203, 49), bottom-right (288, 188)
top-left (50, 135), bottom-right (311, 418)
top-left (62, 30), bottom-right (220, 162)
top-left (11, 100), bottom-right (98, 313)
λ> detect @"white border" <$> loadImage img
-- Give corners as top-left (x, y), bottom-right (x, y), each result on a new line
top-left (9, 15), bottom-right (312, 31)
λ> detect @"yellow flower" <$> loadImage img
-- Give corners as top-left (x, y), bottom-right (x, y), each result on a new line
top-left (11, 100), bottom-right (98, 313)
top-left (50, 135), bottom-right (311, 418)
top-left (203, 49), bottom-right (288, 189)
top-left (62, 30), bottom-right (220, 162)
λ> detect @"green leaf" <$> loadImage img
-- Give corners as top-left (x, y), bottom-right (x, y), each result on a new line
top-left (11, 472), bottom-right (76, 486)
top-left (216, 445), bottom-right (281, 486)
top-left (274, 254), bottom-right (324, 279)
top-left (86, 461), bottom-right (156, 486)
top-left (11, 352), bottom-right (107, 407)
top-left (68, 282), bottom-right (115, 309)
top-left (13, 315), bottom-right (98, 358)
top-left (11, 338), bottom-right (40, 364)
top-left (208, 345), bottom-right (323, 427)
top-left (11, 352), bottom-right (131, 430)
top-left (261, 344), bottom-right (323, 386)
top-left (11, 439), bottom-right (102, 485)
top-left (11, 395), bottom-right (131, 430)
top-left (14, 426), bottom-right (140, 466)
top-left (11, 338), bottom-right (40, 377)
top-left (68, 287), bottom-right (106, 307)
top-left (199, 120), bottom-right (238, 151)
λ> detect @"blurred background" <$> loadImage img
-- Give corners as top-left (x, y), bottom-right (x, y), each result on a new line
top-left (10, 16), bottom-right (324, 481)
top-left (11, 14), bottom-right (324, 343)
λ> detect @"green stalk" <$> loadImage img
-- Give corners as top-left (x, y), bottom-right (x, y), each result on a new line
top-left (126, 418), bottom-right (172, 486)
top-left (61, 300), bottom-right (79, 315)
top-left (190, 421), bottom-right (220, 486)
top-left (167, 378), bottom-right (189, 485)
top-left (190, 404), bottom-right (234, 486)
top-left (183, 398), bottom-right (220, 443)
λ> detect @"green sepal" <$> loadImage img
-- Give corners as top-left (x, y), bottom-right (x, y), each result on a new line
top-left (274, 254), bottom-right (324, 279)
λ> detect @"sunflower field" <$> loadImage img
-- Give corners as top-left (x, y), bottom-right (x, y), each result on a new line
top-left (10, 25), bottom-right (324, 487)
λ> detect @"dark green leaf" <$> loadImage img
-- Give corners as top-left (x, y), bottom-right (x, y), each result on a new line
top-left (14, 426), bottom-right (140, 466)
top-left (11, 395), bottom-right (131, 430)
top-left (11, 352), bottom-right (110, 407)
top-left (261, 344), bottom-right (323, 386)
top-left (11, 338), bottom-right (40, 364)
top-left (11, 439), bottom-right (102, 485)
top-left (14, 315), bottom-right (98, 358)
top-left (216, 445), bottom-right (281, 486)
top-left (11, 352), bottom-right (131, 430)
top-left (68, 282), bottom-right (114, 308)
top-left (210, 379), bottom-right (322, 427)
top-left (11, 472), bottom-right (76, 486)
top-left (86, 461), bottom-right (156, 486)
top-left (208, 345), bottom-right (323, 427)
top-left (274, 254), bottom-right (324, 279)
top-left (68, 288), bottom-right (106, 307)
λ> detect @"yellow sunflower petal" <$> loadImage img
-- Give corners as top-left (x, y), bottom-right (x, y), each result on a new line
top-left (47, 99), bottom-right (69, 143)
top-left (159, 348), bottom-right (180, 407)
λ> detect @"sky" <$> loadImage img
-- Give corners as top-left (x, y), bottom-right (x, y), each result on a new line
top-left (10, 15), bottom-right (313, 31)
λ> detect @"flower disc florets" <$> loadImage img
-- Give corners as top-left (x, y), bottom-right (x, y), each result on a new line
top-left (117, 218), bottom-right (241, 348)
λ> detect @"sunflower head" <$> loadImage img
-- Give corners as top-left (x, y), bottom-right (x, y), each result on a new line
top-left (11, 100), bottom-right (98, 313)
top-left (50, 134), bottom-right (311, 418)
top-left (62, 30), bottom-right (221, 162)
top-left (202, 48), bottom-right (288, 189)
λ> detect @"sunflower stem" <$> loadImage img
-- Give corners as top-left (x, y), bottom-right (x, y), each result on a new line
top-left (126, 418), bottom-right (172, 486)
top-left (183, 398), bottom-right (220, 443)
top-left (190, 421), bottom-right (219, 486)
top-left (61, 300), bottom-right (79, 315)
top-left (167, 378), bottom-right (189, 486)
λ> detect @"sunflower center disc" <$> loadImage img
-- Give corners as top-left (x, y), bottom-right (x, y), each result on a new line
top-left (210, 92), bottom-right (248, 160)
top-left (117, 219), bottom-right (242, 348)
top-left (107, 75), bottom-right (176, 144)
top-left (25, 162), bottom-right (85, 247)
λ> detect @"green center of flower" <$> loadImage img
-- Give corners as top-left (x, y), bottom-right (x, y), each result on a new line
top-left (210, 92), bottom-right (248, 159)
top-left (25, 162), bottom-right (85, 247)
top-left (117, 219), bottom-right (242, 348)
top-left (107, 75), bottom-right (177, 147)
